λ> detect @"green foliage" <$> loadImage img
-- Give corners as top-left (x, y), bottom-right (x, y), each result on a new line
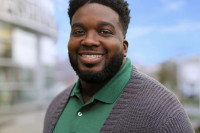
top-left (180, 97), bottom-right (199, 106)
top-left (158, 62), bottom-right (178, 92)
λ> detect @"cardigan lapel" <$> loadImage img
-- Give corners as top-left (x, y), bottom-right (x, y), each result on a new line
top-left (100, 66), bottom-right (143, 132)
top-left (47, 85), bottom-right (74, 133)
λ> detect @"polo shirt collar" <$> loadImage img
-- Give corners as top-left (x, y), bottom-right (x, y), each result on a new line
top-left (71, 80), bottom-right (79, 96)
top-left (71, 58), bottom-right (132, 104)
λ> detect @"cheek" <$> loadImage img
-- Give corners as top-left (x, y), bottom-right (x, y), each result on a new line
top-left (106, 40), bottom-right (123, 55)
top-left (68, 39), bottom-right (79, 53)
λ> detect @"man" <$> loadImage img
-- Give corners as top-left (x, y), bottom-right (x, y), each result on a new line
top-left (44, 0), bottom-right (194, 132)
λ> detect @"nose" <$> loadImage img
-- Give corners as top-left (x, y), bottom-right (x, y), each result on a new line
top-left (81, 31), bottom-right (100, 47)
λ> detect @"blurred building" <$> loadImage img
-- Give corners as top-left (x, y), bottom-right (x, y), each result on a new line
top-left (0, 0), bottom-right (57, 114)
top-left (156, 55), bottom-right (200, 98)
top-left (134, 54), bottom-right (200, 99)
top-left (176, 55), bottom-right (200, 98)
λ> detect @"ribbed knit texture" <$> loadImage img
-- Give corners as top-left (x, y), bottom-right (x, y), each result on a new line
top-left (43, 66), bottom-right (194, 133)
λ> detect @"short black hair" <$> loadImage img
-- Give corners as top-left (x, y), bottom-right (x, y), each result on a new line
top-left (68, 0), bottom-right (130, 36)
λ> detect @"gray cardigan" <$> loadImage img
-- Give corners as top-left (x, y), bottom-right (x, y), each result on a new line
top-left (43, 66), bottom-right (194, 133)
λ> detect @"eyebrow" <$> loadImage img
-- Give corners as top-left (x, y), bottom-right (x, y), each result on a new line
top-left (98, 21), bottom-right (115, 28)
top-left (71, 23), bottom-right (84, 28)
top-left (71, 21), bottom-right (115, 29)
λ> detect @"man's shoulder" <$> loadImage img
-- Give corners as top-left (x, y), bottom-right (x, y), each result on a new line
top-left (129, 66), bottom-right (174, 98)
top-left (127, 66), bottom-right (183, 116)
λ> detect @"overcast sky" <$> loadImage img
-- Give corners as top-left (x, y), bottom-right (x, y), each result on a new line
top-left (51, 0), bottom-right (200, 66)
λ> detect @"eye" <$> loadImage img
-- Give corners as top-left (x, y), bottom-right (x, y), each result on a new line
top-left (71, 29), bottom-right (85, 36)
top-left (98, 29), bottom-right (113, 36)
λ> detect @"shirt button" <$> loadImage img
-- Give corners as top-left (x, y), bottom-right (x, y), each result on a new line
top-left (78, 112), bottom-right (82, 116)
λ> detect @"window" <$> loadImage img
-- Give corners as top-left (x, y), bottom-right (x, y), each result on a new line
top-left (0, 21), bottom-right (12, 58)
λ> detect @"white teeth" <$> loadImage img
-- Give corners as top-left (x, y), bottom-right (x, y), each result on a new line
top-left (82, 55), bottom-right (102, 59)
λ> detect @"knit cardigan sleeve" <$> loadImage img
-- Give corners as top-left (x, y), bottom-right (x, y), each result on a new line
top-left (159, 111), bottom-right (194, 133)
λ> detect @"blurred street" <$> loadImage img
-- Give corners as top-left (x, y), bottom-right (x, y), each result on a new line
top-left (0, 109), bottom-right (45, 133)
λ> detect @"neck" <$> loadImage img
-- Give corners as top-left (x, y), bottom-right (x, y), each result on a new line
top-left (79, 57), bottom-right (127, 103)
top-left (80, 79), bottom-right (108, 103)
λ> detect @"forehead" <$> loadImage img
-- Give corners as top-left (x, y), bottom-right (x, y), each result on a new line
top-left (71, 3), bottom-right (120, 27)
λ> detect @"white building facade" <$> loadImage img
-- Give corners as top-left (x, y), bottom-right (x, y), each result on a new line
top-left (0, 0), bottom-right (57, 114)
top-left (176, 55), bottom-right (200, 98)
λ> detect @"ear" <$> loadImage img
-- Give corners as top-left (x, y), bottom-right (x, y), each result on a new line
top-left (123, 40), bottom-right (128, 57)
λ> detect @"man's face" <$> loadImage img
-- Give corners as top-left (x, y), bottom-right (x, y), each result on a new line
top-left (68, 3), bottom-right (128, 83)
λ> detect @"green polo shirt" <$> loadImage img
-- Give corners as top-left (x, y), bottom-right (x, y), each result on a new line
top-left (53, 58), bottom-right (132, 133)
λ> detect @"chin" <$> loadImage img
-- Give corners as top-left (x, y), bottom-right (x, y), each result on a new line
top-left (69, 51), bottom-right (124, 83)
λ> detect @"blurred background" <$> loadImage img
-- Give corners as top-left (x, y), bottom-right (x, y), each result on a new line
top-left (0, 0), bottom-right (200, 132)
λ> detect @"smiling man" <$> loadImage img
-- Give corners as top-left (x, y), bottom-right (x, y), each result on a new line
top-left (43, 0), bottom-right (194, 133)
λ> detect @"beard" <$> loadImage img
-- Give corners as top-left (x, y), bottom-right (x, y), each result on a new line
top-left (69, 51), bottom-right (124, 83)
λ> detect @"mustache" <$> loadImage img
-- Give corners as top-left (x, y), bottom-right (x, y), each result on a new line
top-left (78, 46), bottom-right (107, 53)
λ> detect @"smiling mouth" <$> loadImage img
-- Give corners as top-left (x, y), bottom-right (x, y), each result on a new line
top-left (81, 54), bottom-right (102, 59)
top-left (78, 50), bottom-right (106, 59)
top-left (78, 51), bottom-right (105, 65)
